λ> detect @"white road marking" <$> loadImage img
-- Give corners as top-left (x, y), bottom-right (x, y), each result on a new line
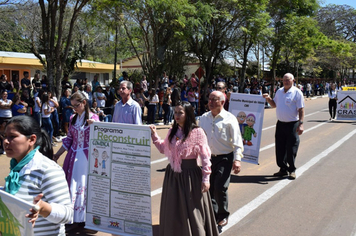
top-left (222, 127), bottom-right (356, 233)
top-left (151, 157), bottom-right (168, 165)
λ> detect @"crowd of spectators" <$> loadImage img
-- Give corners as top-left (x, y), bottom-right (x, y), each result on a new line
top-left (0, 70), bottom-right (351, 154)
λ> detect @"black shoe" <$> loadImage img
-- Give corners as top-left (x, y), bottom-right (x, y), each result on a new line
top-left (289, 171), bottom-right (296, 180)
top-left (273, 170), bottom-right (288, 177)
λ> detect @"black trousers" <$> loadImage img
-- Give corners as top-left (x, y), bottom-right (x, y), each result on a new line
top-left (275, 121), bottom-right (300, 173)
top-left (210, 152), bottom-right (233, 222)
top-left (329, 99), bottom-right (337, 119)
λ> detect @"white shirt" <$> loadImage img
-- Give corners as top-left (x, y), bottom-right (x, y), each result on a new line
top-left (328, 89), bottom-right (337, 99)
top-left (199, 109), bottom-right (244, 161)
top-left (274, 86), bottom-right (304, 122)
top-left (49, 97), bottom-right (58, 111)
top-left (34, 96), bottom-right (41, 112)
top-left (94, 92), bottom-right (106, 107)
top-left (148, 94), bottom-right (159, 105)
top-left (41, 103), bottom-right (51, 118)
top-left (0, 99), bottom-right (12, 117)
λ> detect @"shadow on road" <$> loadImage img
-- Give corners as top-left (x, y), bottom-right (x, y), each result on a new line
top-left (230, 174), bottom-right (287, 185)
top-left (308, 119), bottom-right (356, 124)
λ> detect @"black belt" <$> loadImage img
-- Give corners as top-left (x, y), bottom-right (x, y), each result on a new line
top-left (211, 152), bottom-right (233, 158)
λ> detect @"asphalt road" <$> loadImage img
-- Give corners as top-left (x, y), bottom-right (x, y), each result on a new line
top-left (1, 95), bottom-right (356, 236)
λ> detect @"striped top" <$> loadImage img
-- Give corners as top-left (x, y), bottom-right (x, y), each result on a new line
top-left (14, 150), bottom-right (73, 235)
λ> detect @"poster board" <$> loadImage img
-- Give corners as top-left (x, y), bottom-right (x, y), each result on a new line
top-left (86, 122), bottom-right (152, 236)
top-left (229, 93), bottom-right (265, 164)
top-left (336, 91), bottom-right (356, 120)
top-left (0, 189), bottom-right (34, 236)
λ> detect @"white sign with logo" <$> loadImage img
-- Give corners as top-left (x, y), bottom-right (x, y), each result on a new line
top-left (336, 91), bottom-right (356, 120)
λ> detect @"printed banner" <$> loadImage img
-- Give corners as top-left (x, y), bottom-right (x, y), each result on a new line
top-left (0, 190), bottom-right (34, 236)
top-left (336, 91), bottom-right (356, 120)
top-left (86, 122), bottom-right (152, 236)
top-left (229, 93), bottom-right (265, 164)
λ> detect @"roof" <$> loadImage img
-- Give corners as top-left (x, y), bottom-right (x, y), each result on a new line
top-left (0, 51), bottom-right (115, 71)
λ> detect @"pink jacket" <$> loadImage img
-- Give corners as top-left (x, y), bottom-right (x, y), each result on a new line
top-left (152, 127), bottom-right (212, 183)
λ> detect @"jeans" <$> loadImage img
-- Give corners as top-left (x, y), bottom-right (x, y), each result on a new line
top-left (162, 103), bottom-right (171, 124)
top-left (101, 114), bottom-right (112, 122)
top-left (34, 111), bottom-right (42, 127)
top-left (147, 104), bottom-right (156, 124)
top-left (157, 103), bottom-right (163, 120)
top-left (42, 117), bottom-right (53, 143)
top-left (51, 109), bottom-right (60, 137)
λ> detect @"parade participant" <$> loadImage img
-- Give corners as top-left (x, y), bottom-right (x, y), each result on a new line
top-left (199, 91), bottom-right (244, 228)
top-left (3, 115), bottom-right (73, 235)
top-left (328, 83), bottom-right (337, 120)
top-left (150, 101), bottom-right (218, 236)
top-left (263, 73), bottom-right (304, 179)
top-left (53, 91), bottom-right (99, 227)
top-left (112, 81), bottom-right (142, 124)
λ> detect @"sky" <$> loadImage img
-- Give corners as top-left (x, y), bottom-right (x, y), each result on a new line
top-left (322, 0), bottom-right (356, 8)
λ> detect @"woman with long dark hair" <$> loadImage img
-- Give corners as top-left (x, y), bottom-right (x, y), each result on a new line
top-left (54, 91), bottom-right (99, 228)
top-left (328, 83), bottom-right (337, 120)
top-left (3, 115), bottom-right (72, 235)
top-left (150, 101), bottom-right (218, 236)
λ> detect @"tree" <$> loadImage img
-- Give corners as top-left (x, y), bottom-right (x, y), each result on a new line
top-left (228, 0), bottom-right (270, 92)
top-left (93, 0), bottom-right (196, 87)
top-left (316, 4), bottom-right (356, 42)
top-left (265, 0), bottom-right (319, 95)
top-left (0, 6), bottom-right (31, 52)
top-left (23, 0), bottom-right (90, 95)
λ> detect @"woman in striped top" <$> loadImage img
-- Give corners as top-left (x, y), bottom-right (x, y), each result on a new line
top-left (3, 115), bottom-right (73, 235)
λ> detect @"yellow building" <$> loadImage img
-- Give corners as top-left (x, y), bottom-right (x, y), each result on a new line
top-left (120, 54), bottom-right (201, 77)
top-left (0, 51), bottom-right (115, 85)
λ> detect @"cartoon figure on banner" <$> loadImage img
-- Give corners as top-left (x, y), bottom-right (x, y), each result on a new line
top-left (101, 151), bottom-right (109, 176)
top-left (236, 111), bottom-right (247, 136)
top-left (243, 113), bottom-right (257, 146)
top-left (92, 148), bottom-right (99, 174)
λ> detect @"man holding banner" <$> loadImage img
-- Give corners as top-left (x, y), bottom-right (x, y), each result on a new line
top-left (263, 73), bottom-right (305, 180)
top-left (199, 91), bottom-right (244, 229)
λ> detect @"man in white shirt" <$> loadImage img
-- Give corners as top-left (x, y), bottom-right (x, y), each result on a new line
top-left (263, 73), bottom-right (304, 180)
top-left (199, 91), bottom-right (244, 229)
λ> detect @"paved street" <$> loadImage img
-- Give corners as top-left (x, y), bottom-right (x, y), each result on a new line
top-left (1, 96), bottom-right (356, 236)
